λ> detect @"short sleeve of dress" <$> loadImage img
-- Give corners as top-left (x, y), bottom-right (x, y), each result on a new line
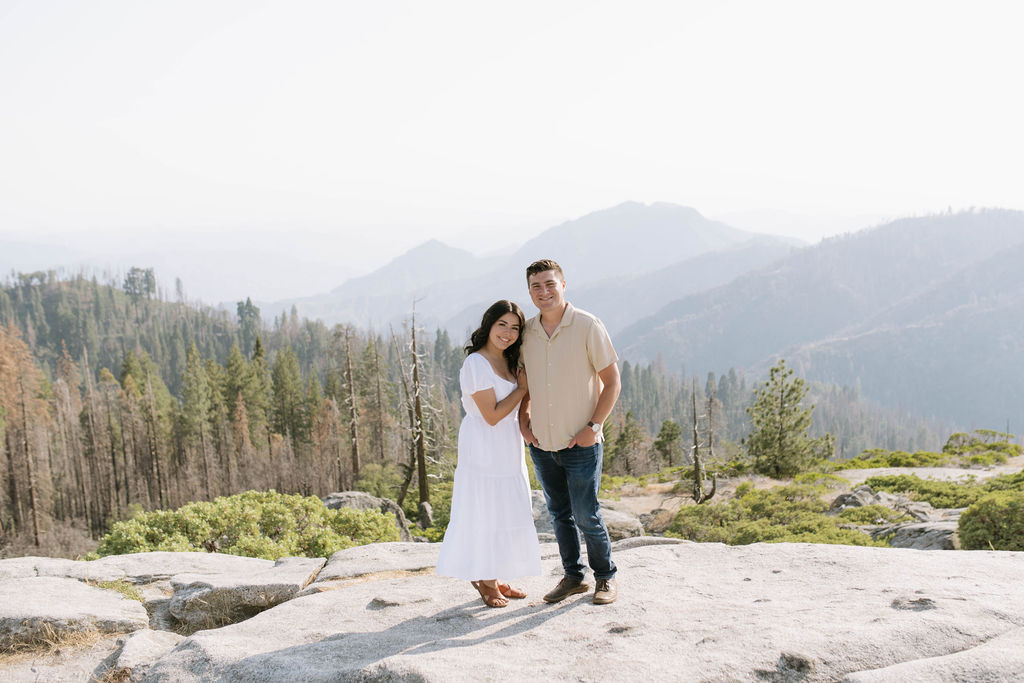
top-left (460, 353), bottom-right (495, 396)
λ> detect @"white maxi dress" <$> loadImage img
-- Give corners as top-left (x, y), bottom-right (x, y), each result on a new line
top-left (435, 352), bottom-right (542, 580)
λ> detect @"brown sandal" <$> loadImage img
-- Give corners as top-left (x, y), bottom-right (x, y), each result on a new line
top-left (498, 582), bottom-right (527, 599)
top-left (471, 580), bottom-right (509, 608)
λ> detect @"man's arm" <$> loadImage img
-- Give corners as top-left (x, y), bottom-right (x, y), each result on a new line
top-left (518, 390), bottom-right (540, 447)
top-left (568, 361), bottom-right (621, 448)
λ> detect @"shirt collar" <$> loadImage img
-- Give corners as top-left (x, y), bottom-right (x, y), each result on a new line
top-left (529, 302), bottom-right (576, 339)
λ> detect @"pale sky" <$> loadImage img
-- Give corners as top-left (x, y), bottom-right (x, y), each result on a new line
top-left (2, 0), bottom-right (1022, 295)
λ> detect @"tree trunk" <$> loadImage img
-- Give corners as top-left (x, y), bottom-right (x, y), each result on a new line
top-left (19, 376), bottom-right (42, 546)
top-left (411, 317), bottom-right (429, 508)
top-left (344, 331), bottom-right (361, 483)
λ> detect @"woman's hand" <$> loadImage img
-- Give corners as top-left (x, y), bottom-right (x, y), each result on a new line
top-left (516, 366), bottom-right (528, 392)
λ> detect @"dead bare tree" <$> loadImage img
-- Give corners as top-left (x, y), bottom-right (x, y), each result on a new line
top-left (343, 329), bottom-right (361, 483)
top-left (690, 379), bottom-right (716, 504)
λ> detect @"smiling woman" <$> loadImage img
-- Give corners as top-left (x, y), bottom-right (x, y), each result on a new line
top-left (435, 299), bottom-right (542, 608)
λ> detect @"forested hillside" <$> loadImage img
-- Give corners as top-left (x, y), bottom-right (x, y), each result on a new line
top-left (0, 269), bottom-right (944, 556)
top-left (619, 209), bottom-right (1024, 429)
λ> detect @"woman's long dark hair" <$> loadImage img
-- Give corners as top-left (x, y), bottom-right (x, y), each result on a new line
top-left (464, 300), bottom-right (526, 376)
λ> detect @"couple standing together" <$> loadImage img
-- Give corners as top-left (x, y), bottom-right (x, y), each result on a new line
top-left (436, 259), bottom-right (621, 608)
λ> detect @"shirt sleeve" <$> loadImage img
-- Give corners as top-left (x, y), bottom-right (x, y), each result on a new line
top-left (587, 317), bottom-right (618, 373)
top-left (460, 353), bottom-right (495, 396)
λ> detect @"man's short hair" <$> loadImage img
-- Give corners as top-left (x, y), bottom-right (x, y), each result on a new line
top-left (526, 259), bottom-right (564, 282)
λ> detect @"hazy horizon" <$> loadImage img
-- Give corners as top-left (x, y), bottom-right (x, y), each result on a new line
top-left (3, 1), bottom-right (1022, 301)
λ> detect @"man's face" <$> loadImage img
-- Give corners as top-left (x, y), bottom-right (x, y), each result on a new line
top-left (528, 269), bottom-right (566, 314)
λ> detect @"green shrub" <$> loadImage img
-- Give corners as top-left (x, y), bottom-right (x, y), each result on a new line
top-left (958, 491), bottom-right (1024, 551)
top-left (665, 483), bottom-right (886, 547)
top-left (794, 472), bottom-right (848, 489)
top-left (94, 490), bottom-right (400, 560)
top-left (837, 505), bottom-right (910, 525)
top-left (863, 475), bottom-right (982, 509)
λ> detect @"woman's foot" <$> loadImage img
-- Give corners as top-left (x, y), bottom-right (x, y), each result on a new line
top-left (498, 582), bottom-right (527, 599)
top-left (471, 580), bottom-right (509, 608)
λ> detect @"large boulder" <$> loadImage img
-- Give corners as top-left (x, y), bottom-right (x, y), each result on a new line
top-left (600, 507), bottom-right (645, 540)
top-left (322, 491), bottom-right (413, 541)
top-left (168, 556), bottom-right (325, 631)
top-left (139, 540), bottom-right (1024, 682)
top-left (0, 577), bottom-right (148, 650)
top-left (0, 556), bottom-right (125, 583)
top-left (869, 521), bottom-right (959, 550)
top-left (532, 490), bottom-right (643, 540)
top-left (831, 485), bottom-right (946, 522)
top-left (306, 542), bottom-right (440, 595)
top-left (89, 551), bottom-right (272, 584)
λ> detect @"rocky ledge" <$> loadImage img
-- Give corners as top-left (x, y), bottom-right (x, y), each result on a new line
top-left (2, 539), bottom-right (1023, 682)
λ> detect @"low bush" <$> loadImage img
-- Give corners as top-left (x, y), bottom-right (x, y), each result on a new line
top-left (665, 483), bottom-right (886, 547)
top-left (836, 504), bottom-right (910, 525)
top-left (958, 491), bottom-right (1024, 551)
top-left (93, 490), bottom-right (400, 560)
top-left (866, 470), bottom-right (1024, 510)
top-left (794, 472), bottom-right (848, 489)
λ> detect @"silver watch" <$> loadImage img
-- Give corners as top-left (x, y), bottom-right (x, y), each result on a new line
top-left (587, 421), bottom-right (601, 433)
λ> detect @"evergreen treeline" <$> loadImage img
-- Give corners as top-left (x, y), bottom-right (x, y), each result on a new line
top-left (0, 270), bottom-right (463, 555)
top-left (604, 359), bottom-right (946, 474)
top-left (0, 269), bottom-right (947, 556)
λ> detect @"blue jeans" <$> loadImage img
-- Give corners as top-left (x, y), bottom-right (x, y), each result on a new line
top-left (530, 442), bottom-right (617, 582)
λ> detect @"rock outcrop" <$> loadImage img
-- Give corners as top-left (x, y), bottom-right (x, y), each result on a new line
top-left (830, 485), bottom-right (964, 550)
top-left (532, 490), bottom-right (645, 541)
top-left (0, 576), bottom-right (149, 650)
top-left (5, 541), bottom-right (1024, 681)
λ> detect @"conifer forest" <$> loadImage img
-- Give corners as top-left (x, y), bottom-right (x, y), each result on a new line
top-left (0, 269), bottom-right (945, 554)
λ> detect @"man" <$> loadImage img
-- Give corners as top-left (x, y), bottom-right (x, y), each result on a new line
top-left (519, 258), bottom-right (621, 605)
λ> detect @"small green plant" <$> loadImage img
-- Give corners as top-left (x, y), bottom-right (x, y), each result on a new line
top-left (958, 491), bottom-right (1024, 551)
top-left (93, 490), bottom-right (399, 560)
top-left (94, 579), bottom-right (144, 603)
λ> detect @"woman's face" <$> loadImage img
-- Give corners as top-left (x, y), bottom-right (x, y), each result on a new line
top-left (487, 312), bottom-right (521, 352)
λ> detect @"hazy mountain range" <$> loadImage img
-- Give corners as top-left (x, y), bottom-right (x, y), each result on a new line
top-left (262, 202), bottom-right (1024, 431)
top-left (261, 201), bottom-right (800, 334)
top-left (5, 200), bottom-right (1022, 431)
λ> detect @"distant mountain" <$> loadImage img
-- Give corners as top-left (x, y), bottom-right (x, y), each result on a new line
top-left (262, 240), bottom-right (501, 328)
top-left (571, 236), bottom-right (796, 335)
top-left (275, 201), bottom-right (777, 334)
top-left (508, 201), bottom-right (759, 285)
top-left (618, 209), bottom-right (1024, 427)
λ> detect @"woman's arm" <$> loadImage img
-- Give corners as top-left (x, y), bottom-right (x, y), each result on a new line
top-left (471, 384), bottom-right (527, 427)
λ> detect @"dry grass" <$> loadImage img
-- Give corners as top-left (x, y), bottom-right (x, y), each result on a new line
top-left (0, 620), bottom-right (107, 660)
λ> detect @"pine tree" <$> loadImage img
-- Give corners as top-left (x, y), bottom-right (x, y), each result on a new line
top-left (744, 359), bottom-right (830, 477)
top-left (653, 419), bottom-right (683, 467)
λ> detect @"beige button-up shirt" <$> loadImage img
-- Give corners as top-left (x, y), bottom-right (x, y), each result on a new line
top-left (521, 303), bottom-right (618, 452)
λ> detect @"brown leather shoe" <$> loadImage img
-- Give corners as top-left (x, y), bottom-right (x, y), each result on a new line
top-left (543, 577), bottom-right (589, 603)
top-left (593, 578), bottom-right (617, 605)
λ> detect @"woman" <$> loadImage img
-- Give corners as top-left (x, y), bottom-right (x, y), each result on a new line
top-left (435, 300), bottom-right (542, 607)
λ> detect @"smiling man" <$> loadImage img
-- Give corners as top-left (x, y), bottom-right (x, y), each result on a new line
top-left (519, 258), bottom-right (622, 605)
